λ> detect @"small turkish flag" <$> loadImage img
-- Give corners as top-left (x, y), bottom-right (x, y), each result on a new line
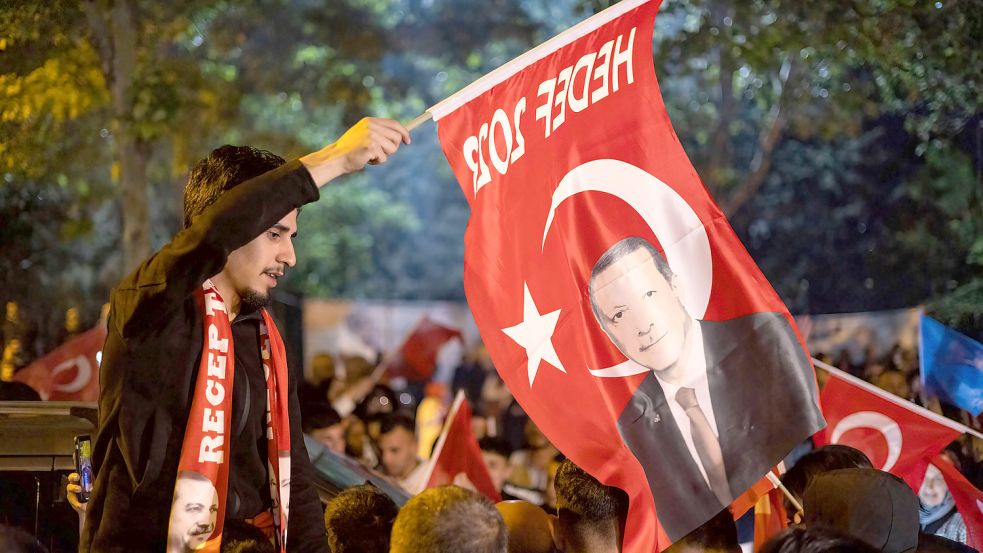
top-left (423, 390), bottom-right (502, 502)
top-left (931, 455), bottom-right (983, 551)
top-left (817, 367), bottom-right (961, 481)
top-left (386, 316), bottom-right (463, 381)
top-left (14, 323), bottom-right (106, 401)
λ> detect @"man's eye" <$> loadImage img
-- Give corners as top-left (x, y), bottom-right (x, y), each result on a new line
top-left (269, 231), bottom-right (280, 239)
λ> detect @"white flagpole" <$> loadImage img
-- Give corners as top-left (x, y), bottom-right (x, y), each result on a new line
top-left (765, 471), bottom-right (803, 515)
top-left (405, 111), bottom-right (433, 132)
top-left (812, 357), bottom-right (983, 441)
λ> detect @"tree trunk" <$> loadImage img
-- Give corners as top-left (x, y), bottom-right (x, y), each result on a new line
top-left (83, 0), bottom-right (151, 274)
top-left (118, 136), bottom-right (151, 273)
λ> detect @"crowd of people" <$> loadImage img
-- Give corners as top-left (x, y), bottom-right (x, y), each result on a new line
top-left (6, 442), bottom-right (979, 553)
top-left (2, 345), bottom-right (977, 552)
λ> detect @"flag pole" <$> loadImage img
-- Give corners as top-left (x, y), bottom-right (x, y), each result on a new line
top-left (404, 111), bottom-right (433, 132)
top-left (764, 471), bottom-right (802, 516)
top-left (419, 390), bottom-right (466, 490)
top-left (812, 357), bottom-right (983, 441)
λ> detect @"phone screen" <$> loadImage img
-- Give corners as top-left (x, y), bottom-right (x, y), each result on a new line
top-left (75, 435), bottom-right (93, 503)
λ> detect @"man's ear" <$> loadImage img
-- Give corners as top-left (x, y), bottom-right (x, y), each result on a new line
top-left (669, 272), bottom-right (681, 293)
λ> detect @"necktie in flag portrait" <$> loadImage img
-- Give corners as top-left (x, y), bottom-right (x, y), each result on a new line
top-left (431, 0), bottom-right (824, 549)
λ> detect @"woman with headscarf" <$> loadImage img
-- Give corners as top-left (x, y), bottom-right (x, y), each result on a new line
top-left (920, 463), bottom-right (969, 544)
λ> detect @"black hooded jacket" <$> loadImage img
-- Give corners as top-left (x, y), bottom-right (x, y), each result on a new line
top-left (80, 161), bottom-right (327, 552)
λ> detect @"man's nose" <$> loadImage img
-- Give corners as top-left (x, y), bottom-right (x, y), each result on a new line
top-left (279, 238), bottom-right (296, 268)
top-left (635, 320), bottom-right (654, 337)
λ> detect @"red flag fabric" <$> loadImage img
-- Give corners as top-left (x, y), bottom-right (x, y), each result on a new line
top-left (931, 455), bottom-right (983, 551)
top-left (753, 487), bottom-right (788, 552)
top-left (732, 471), bottom-right (778, 520)
top-left (13, 323), bottom-right (106, 401)
top-left (386, 316), bottom-right (462, 381)
top-left (817, 367), bottom-right (961, 487)
top-left (424, 391), bottom-right (502, 502)
top-left (432, 0), bottom-right (823, 549)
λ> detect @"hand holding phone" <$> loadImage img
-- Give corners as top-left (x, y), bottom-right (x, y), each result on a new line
top-left (73, 434), bottom-right (94, 504)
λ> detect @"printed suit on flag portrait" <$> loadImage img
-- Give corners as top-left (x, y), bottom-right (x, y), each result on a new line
top-left (429, 0), bottom-right (824, 549)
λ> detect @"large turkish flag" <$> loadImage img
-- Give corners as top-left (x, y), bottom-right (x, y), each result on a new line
top-left (433, 0), bottom-right (823, 549)
top-left (817, 367), bottom-right (961, 486)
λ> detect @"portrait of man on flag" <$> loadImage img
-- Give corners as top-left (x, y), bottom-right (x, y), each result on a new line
top-left (589, 235), bottom-right (821, 539)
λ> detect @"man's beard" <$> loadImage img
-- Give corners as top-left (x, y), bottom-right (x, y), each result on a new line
top-left (239, 288), bottom-right (271, 313)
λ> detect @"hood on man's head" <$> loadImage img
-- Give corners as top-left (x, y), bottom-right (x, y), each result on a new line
top-left (803, 468), bottom-right (919, 553)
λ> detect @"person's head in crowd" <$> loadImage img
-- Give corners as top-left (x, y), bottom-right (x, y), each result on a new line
top-left (356, 384), bottom-right (398, 421)
top-left (876, 369), bottom-right (911, 399)
top-left (803, 468), bottom-right (919, 553)
top-left (310, 352), bottom-right (336, 385)
top-left (544, 457), bottom-right (564, 511)
top-left (378, 411), bottom-right (420, 480)
top-left (220, 520), bottom-right (274, 553)
top-left (523, 419), bottom-right (549, 450)
top-left (480, 436), bottom-right (514, 493)
top-left (918, 463), bottom-right (962, 534)
top-left (496, 500), bottom-right (556, 553)
top-left (344, 416), bottom-right (369, 459)
top-left (0, 525), bottom-right (47, 553)
top-left (302, 405), bottom-right (346, 454)
top-left (323, 484), bottom-right (398, 553)
top-left (482, 374), bottom-right (513, 416)
top-left (0, 381), bottom-right (41, 401)
top-left (665, 508), bottom-right (740, 553)
top-left (472, 405), bottom-right (490, 441)
top-left (552, 459), bottom-right (628, 553)
top-left (759, 526), bottom-right (879, 553)
top-left (781, 444), bottom-right (873, 522)
top-left (390, 486), bottom-right (507, 553)
top-left (168, 470), bottom-right (220, 553)
top-left (343, 355), bottom-right (374, 383)
top-left (468, 343), bottom-right (494, 370)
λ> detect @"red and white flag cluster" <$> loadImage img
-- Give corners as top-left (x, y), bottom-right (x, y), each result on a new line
top-left (817, 361), bottom-right (983, 550)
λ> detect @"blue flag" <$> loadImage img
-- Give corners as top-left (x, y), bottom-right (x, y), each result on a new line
top-left (920, 315), bottom-right (983, 415)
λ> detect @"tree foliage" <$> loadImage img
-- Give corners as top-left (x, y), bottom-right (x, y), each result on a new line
top-left (1, 0), bottom-right (980, 361)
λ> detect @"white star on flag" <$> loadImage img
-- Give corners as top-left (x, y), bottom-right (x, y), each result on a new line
top-left (501, 283), bottom-right (567, 387)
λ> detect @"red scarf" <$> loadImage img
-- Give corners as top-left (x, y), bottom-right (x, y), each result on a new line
top-left (166, 281), bottom-right (291, 552)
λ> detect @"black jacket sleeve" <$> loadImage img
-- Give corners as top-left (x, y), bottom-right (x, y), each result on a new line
top-left (112, 160), bottom-right (318, 339)
top-left (286, 367), bottom-right (329, 553)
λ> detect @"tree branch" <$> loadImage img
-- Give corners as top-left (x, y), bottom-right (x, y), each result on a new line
top-left (706, 2), bottom-right (735, 198)
top-left (80, 0), bottom-right (114, 85)
top-left (719, 57), bottom-right (797, 218)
